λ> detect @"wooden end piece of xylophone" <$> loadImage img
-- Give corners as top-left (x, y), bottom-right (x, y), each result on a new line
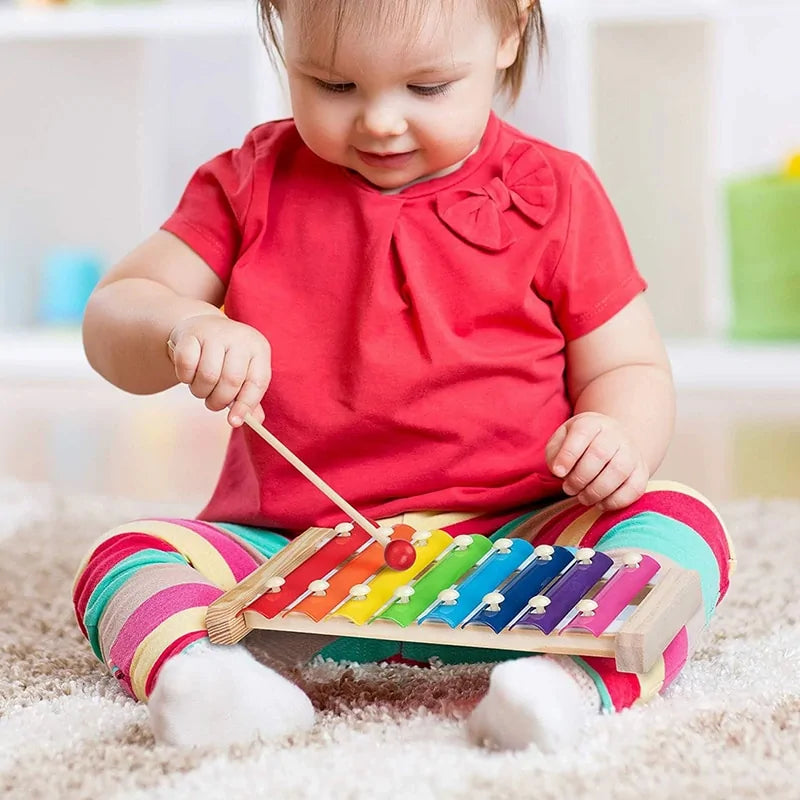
top-left (206, 523), bottom-right (703, 676)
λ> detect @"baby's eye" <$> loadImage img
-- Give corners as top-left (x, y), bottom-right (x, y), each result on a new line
top-left (408, 83), bottom-right (452, 97)
top-left (315, 79), bottom-right (355, 94)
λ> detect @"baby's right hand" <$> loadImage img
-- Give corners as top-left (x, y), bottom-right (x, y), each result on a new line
top-left (167, 314), bottom-right (271, 427)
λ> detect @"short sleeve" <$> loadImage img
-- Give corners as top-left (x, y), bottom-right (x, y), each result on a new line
top-left (161, 132), bottom-right (257, 284)
top-left (534, 159), bottom-right (647, 341)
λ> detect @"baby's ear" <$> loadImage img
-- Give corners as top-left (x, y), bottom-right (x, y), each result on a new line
top-left (496, 2), bottom-right (530, 70)
top-left (496, 30), bottom-right (521, 70)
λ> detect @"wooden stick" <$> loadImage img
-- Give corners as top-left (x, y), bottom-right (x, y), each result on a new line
top-left (242, 414), bottom-right (388, 545)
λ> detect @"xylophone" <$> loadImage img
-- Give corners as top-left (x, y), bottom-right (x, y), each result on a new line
top-left (207, 522), bottom-right (703, 675)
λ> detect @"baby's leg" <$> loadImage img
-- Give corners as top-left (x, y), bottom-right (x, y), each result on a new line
top-left (466, 481), bottom-right (735, 751)
top-left (72, 518), bottom-right (315, 747)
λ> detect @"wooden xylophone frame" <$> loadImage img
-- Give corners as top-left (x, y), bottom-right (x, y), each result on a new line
top-left (206, 525), bottom-right (704, 675)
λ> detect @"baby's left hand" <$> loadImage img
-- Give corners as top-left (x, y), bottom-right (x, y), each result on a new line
top-left (545, 412), bottom-right (650, 511)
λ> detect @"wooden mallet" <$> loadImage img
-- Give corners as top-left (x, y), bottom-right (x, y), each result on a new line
top-left (242, 413), bottom-right (417, 571)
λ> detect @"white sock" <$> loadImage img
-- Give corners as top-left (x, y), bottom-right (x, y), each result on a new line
top-left (148, 639), bottom-right (315, 748)
top-left (466, 655), bottom-right (599, 752)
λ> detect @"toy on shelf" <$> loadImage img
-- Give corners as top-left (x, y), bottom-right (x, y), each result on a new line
top-left (726, 149), bottom-right (800, 340)
top-left (38, 249), bottom-right (102, 326)
top-left (207, 519), bottom-right (703, 676)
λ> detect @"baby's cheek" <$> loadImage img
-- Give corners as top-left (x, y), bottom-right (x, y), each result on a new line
top-left (438, 108), bottom-right (489, 156)
top-left (431, 128), bottom-right (484, 167)
top-left (295, 110), bottom-right (347, 164)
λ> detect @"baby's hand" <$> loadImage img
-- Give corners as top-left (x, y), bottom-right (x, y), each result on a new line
top-left (167, 314), bottom-right (271, 427)
top-left (545, 412), bottom-right (649, 511)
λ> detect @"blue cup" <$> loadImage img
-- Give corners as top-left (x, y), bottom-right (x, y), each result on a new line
top-left (38, 249), bottom-right (103, 325)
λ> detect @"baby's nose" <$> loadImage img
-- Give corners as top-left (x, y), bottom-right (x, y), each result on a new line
top-left (358, 103), bottom-right (408, 138)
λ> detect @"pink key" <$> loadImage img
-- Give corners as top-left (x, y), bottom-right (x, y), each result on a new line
top-left (563, 553), bottom-right (660, 636)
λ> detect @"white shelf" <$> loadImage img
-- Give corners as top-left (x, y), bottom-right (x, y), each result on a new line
top-left (547, 0), bottom-right (799, 23)
top-left (2, 0), bottom-right (796, 42)
top-left (0, 2), bottom-right (254, 40)
top-left (547, 0), bottom-right (712, 23)
top-left (0, 329), bottom-right (92, 380)
top-left (2, 330), bottom-right (799, 390)
top-left (666, 339), bottom-right (800, 391)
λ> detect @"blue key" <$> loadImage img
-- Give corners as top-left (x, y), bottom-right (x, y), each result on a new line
top-left (419, 539), bottom-right (534, 628)
top-left (467, 546), bottom-right (574, 633)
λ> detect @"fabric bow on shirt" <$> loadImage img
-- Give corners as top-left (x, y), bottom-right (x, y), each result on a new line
top-left (436, 141), bottom-right (558, 252)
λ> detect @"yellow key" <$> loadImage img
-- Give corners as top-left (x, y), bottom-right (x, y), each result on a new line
top-left (333, 529), bottom-right (453, 624)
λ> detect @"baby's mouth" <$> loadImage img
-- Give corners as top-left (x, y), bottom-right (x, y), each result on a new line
top-left (355, 149), bottom-right (417, 169)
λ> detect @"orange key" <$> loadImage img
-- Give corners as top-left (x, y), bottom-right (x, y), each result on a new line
top-left (291, 524), bottom-right (416, 621)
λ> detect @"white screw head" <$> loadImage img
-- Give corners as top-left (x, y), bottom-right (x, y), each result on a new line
top-left (483, 592), bottom-right (505, 611)
top-left (577, 599), bottom-right (599, 616)
top-left (529, 595), bottom-right (551, 614)
top-left (453, 535), bottom-right (474, 550)
top-left (438, 588), bottom-right (460, 606)
top-left (350, 584), bottom-right (371, 600)
top-left (622, 552), bottom-right (643, 567)
top-left (395, 585), bottom-right (415, 604)
top-left (576, 547), bottom-right (596, 564)
top-left (335, 522), bottom-right (354, 536)
top-left (266, 576), bottom-right (285, 593)
top-left (492, 538), bottom-right (514, 553)
top-left (308, 579), bottom-right (329, 596)
top-left (534, 545), bottom-right (555, 560)
top-left (411, 530), bottom-right (432, 546)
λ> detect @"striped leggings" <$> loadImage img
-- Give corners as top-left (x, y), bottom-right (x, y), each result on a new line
top-left (72, 481), bottom-right (734, 712)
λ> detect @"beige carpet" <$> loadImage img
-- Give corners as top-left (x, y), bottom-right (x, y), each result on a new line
top-left (1, 479), bottom-right (798, 800)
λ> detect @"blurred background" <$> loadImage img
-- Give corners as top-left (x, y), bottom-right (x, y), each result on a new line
top-left (0, 0), bottom-right (798, 509)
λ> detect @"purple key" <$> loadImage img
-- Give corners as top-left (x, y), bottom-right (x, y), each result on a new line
top-left (513, 550), bottom-right (613, 635)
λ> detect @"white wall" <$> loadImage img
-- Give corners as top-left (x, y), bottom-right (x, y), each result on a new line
top-left (0, 27), bottom-right (283, 327)
top-left (594, 22), bottom-right (712, 338)
top-left (2, 3), bottom-right (799, 339)
top-left (508, 7), bottom-right (800, 339)
top-left (0, 40), bottom-right (144, 325)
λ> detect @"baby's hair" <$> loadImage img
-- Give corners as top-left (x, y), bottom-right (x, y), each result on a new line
top-left (259, 0), bottom-right (546, 104)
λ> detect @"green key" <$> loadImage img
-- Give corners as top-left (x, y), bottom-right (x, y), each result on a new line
top-left (377, 535), bottom-right (493, 627)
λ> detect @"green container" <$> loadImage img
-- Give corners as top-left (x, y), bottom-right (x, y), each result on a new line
top-left (726, 175), bottom-right (800, 339)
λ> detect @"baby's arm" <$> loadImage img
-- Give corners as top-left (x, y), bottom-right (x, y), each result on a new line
top-left (545, 294), bottom-right (674, 510)
top-left (83, 230), bottom-right (270, 426)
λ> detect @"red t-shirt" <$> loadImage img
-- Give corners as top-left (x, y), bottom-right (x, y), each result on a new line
top-left (162, 112), bottom-right (646, 534)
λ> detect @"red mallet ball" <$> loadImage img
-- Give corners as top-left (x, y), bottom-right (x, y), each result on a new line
top-left (384, 539), bottom-right (417, 571)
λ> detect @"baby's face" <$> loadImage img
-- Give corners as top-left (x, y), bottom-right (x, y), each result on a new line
top-left (282, 1), bottom-right (518, 190)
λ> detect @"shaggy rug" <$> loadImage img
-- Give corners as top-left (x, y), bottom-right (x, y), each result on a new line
top-left (1, 479), bottom-right (798, 800)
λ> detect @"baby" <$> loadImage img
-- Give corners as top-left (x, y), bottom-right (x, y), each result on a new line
top-left (76, 0), bottom-right (734, 751)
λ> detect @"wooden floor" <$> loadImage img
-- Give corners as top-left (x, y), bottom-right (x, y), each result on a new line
top-left (1, 376), bottom-right (798, 510)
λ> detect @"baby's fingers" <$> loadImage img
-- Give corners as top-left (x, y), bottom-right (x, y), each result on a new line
top-left (242, 403), bottom-right (266, 426)
top-left (170, 336), bottom-right (202, 385)
top-left (550, 417), bottom-right (604, 480)
top-left (576, 450), bottom-right (635, 506)
top-left (228, 360), bottom-right (271, 427)
top-left (545, 424), bottom-right (568, 474)
top-left (190, 340), bottom-right (227, 400)
top-left (562, 429), bottom-right (620, 497)
top-left (596, 464), bottom-right (649, 512)
top-left (205, 347), bottom-right (250, 412)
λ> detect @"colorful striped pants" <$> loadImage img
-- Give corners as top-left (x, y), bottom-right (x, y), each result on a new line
top-left (72, 481), bottom-right (734, 712)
